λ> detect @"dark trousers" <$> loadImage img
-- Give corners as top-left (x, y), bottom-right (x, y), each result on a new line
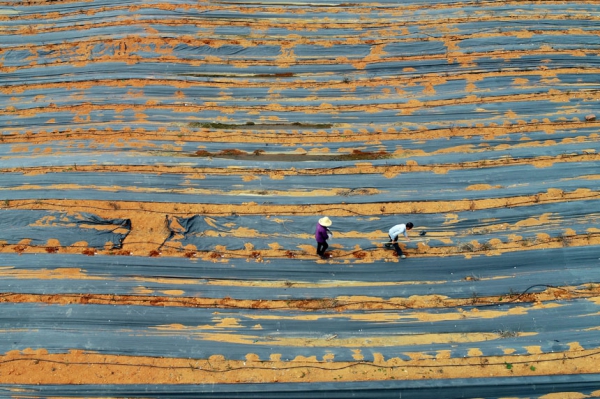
top-left (388, 235), bottom-right (403, 255)
top-left (317, 241), bottom-right (328, 256)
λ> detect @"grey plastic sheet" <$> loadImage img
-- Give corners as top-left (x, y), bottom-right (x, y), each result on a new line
top-left (0, 126), bottom-right (597, 170)
top-left (3, 0), bottom-right (600, 138)
top-left (0, 210), bottom-right (131, 249)
top-left (1, 295), bottom-right (600, 361)
top-left (3, 375), bottom-right (600, 398)
top-left (1, 161), bottom-right (598, 204)
top-left (2, 94), bottom-right (597, 131)
top-left (164, 200), bottom-right (600, 251)
top-left (1, 246), bottom-right (598, 300)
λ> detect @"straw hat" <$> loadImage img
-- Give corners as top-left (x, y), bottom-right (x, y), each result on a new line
top-left (319, 216), bottom-right (332, 227)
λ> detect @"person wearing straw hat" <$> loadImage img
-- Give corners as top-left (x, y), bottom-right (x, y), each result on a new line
top-left (385, 222), bottom-right (413, 258)
top-left (315, 216), bottom-right (333, 259)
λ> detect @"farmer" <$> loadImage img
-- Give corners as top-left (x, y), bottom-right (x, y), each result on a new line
top-left (315, 216), bottom-right (333, 259)
top-left (385, 222), bottom-right (413, 258)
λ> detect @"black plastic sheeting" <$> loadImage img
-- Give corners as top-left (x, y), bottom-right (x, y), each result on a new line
top-left (0, 127), bottom-right (598, 170)
top-left (0, 210), bottom-right (131, 249)
top-left (0, 125), bottom-right (598, 170)
top-left (1, 161), bottom-right (598, 204)
top-left (1, 91), bottom-right (597, 132)
top-left (2, 297), bottom-right (600, 361)
top-left (3, 374), bottom-right (600, 399)
top-left (1, 246), bottom-right (598, 300)
top-left (164, 199), bottom-right (600, 251)
top-left (2, 1), bottom-right (600, 138)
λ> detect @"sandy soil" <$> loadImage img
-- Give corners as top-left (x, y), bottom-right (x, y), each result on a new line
top-left (2, 346), bottom-right (600, 385)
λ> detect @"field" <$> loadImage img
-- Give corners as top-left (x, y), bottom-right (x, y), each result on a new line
top-left (1, 0), bottom-right (600, 396)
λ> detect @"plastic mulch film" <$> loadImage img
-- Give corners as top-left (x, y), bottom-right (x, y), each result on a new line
top-left (0, 210), bottom-right (131, 249)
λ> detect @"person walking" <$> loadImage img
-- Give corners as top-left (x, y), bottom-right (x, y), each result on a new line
top-left (385, 222), bottom-right (413, 258)
top-left (315, 216), bottom-right (332, 259)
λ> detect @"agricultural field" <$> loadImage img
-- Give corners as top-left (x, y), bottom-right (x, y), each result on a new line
top-left (1, 0), bottom-right (600, 396)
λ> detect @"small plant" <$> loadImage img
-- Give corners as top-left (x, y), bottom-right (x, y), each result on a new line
top-left (497, 329), bottom-right (519, 338)
top-left (194, 150), bottom-right (213, 157)
top-left (45, 246), bottom-right (59, 254)
top-left (337, 149), bottom-right (391, 161)
top-left (558, 233), bottom-right (571, 247)
top-left (530, 365), bottom-right (536, 371)
top-left (82, 248), bottom-right (96, 256)
top-left (475, 227), bottom-right (491, 235)
top-left (190, 122), bottom-right (237, 129)
top-left (468, 200), bottom-right (477, 211)
top-left (521, 237), bottom-right (537, 247)
top-left (505, 362), bottom-right (513, 370)
top-left (479, 241), bottom-right (493, 251)
top-left (217, 149), bottom-right (246, 156)
top-left (291, 122), bottom-right (333, 128)
top-left (3, 199), bottom-right (9, 207)
top-left (459, 243), bottom-right (476, 252)
top-left (318, 298), bottom-right (339, 309)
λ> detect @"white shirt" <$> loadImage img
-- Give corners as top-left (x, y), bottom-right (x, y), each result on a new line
top-left (389, 224), bottom-right (408, 240)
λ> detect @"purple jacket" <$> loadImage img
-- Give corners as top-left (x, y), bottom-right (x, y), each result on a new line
top-left (315, 222), bottom-right (329, 243)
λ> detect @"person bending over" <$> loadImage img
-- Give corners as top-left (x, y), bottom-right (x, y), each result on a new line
top-left (386, 222), bottom-right (413, 258)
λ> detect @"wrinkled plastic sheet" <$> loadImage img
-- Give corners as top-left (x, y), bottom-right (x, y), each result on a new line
top-left (164, 200), bottom-right (600, 251)
top-left (0, 210), bottom-right (131, 249)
